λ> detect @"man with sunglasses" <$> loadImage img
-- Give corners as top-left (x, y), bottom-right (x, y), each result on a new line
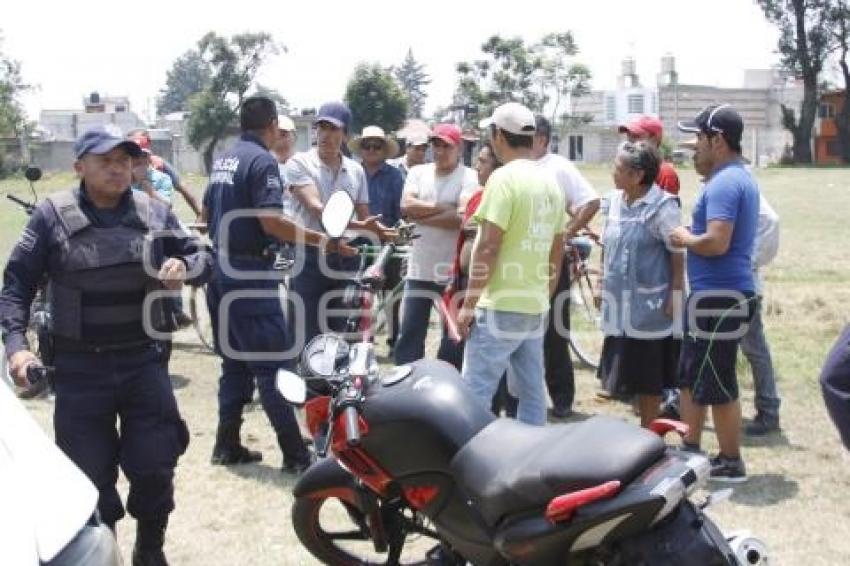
top-left (350, 126), bottom-right (405, 349)
top-left (670, 104), bottom-right (760, 483)
top-left (395, 123), bottom-right (478, 366)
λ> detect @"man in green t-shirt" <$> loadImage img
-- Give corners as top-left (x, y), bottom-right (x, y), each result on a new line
top-left (457, 102), bottom-right (567, 425)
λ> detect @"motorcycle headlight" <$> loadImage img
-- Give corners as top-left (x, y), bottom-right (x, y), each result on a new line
top-left (302, 334), bottom-right (350, 379)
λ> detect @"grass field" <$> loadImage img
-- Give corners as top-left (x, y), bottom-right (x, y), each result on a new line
top-left (2, 165), bottom-right (849, 565)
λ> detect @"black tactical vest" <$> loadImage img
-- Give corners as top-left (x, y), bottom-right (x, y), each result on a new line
top-left (46, 189), bottom-right (170, 347)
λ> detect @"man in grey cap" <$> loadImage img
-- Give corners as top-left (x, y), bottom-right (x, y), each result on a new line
top-left (0, 125), bottom-right (212, 565)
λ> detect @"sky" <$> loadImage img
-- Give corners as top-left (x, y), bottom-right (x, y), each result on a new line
top-left (3, 0), bottom-right (781, 123)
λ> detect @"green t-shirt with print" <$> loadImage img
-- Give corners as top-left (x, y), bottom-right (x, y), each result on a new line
top-left (472, 158), bottom-right (566, 314)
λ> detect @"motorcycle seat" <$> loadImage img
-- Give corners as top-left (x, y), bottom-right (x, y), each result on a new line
top-left (450, 416), bottom-right (666, 526)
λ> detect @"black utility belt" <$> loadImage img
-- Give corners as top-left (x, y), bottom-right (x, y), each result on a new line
top-left (53, 336), bottom-right (155, 354)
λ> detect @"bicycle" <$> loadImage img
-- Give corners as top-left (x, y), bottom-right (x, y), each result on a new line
top-left (565, 234), bottom-right (604, 370)
top-left (355, 243), bottom-right (410, 340)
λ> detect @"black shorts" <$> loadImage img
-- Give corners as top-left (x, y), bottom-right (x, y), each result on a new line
top-left (598, 336), bottom-right (680, 396)
top-left (677, 291), bottom-right (756, 405)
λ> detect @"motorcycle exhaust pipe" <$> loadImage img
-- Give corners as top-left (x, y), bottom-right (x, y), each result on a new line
top-left (727, 531), bottom-right (769, 565)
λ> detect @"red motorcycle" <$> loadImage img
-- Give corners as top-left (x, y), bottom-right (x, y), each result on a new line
top-left (276, 193), bottom-right (768, 565)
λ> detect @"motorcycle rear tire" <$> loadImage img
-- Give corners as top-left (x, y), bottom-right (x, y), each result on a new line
top-left (603, 501), bottom-right (737, 566)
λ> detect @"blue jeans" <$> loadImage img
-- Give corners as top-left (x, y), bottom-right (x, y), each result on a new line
top-left (393, 280), bottom-right (462, 366)
top-left (739, 297), bottom-right (781, 420)
top-left (288, 248), bottom-right (361, 351)
top-left (462, 309), bottom-right (548, 425)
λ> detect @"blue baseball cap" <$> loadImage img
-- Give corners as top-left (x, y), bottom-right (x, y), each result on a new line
top-left (314, 101), bottom-right (352, 131)
top-left (74, 125), bottom-right (143, 159)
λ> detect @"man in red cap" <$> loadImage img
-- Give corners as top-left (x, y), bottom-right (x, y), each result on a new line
top-left (618, 116), bottom-right (680, 195)
top-left (127, 129), bottom-right (203, 219)
top-left (396, 123), bottom-right (478, 367)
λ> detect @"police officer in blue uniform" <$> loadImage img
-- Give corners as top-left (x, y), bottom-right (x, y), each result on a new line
top-left (0, 126), bottom-right (212, 566)
top-left (202, 96), bottom-right (355, 473)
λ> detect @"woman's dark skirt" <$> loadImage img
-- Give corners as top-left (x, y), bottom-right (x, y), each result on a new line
top-left (598, 335), bottom-right (681, 397)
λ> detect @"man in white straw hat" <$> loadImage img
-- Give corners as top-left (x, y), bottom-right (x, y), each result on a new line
top-left (350, 126), bottom-right (405, 348)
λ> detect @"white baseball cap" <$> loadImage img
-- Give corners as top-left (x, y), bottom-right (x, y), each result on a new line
top-left (278, 115), bottom-right (296, 132)
top-left (479, 102), bottom-right (536, 136)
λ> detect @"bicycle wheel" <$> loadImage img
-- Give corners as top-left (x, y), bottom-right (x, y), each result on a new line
top-left (568, 270), bottom-right (603, 370)
top-left (189, 285), bottom-right (215, 353)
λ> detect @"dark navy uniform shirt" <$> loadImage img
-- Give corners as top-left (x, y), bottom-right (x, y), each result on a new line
top-left (0, 184), bottom-right (211, 358)
top-left (366, 162), bottom-right (403, 228)
top-left (202, 133), bottom-right (283, 263)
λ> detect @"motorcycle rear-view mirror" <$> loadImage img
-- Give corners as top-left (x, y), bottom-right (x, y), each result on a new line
top-left (24, 166), bottom-right (42, 183)
top-left (321, 191), bottom-right (355, 239)
top-left (275, 369), bottom-right (307, 405)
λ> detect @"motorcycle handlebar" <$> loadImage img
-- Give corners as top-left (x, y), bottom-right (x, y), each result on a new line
top-left (6, 194), bottom-right (35, 214)
top-left (343, 406), bottom-right (361, 447)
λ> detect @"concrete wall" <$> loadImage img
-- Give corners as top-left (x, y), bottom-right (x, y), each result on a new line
top-left (29, 141), bottom-right (77, 172)
top-left (657, 83), bottom-right (798, 165)
top-left (39, 110), bottom-right (145, 141)
top-left (555, 128), bottom-right (621, 165)
top-left (565, 80), bottom-right (799, 165)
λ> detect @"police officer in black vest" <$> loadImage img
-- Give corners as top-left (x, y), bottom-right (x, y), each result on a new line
top-left (0, 126), bottom-right (212, 566)
top-left (202, 96), bottom-right (355, 473)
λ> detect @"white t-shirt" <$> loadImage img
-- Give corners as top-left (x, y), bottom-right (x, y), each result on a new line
top-left (753, 193), bottom-right (780, 293)
top-left (754, 194), bottom-right (779, 269)
top-left (403, 162), bottom-right (477, 283)
top-left (537, 153), bottom-right (598, 213)
top-left (278, 162), bottom-right (294, 217)
top-left (284, 148), bottom-right (369, 232)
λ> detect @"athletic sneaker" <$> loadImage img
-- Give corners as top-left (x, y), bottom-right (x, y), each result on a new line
top-left (709, 454), bottom-right (747, 483)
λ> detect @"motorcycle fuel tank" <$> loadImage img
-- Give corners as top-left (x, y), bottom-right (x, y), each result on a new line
top-left (360, 358), bottom-right (494, 477)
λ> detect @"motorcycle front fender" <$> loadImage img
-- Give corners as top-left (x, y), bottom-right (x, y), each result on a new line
top-left (293, 456), bottom-right (390, 553)
top-left (293, 456), bottom-right (360, 503)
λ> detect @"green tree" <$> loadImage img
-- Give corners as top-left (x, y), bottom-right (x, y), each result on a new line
top-left (455, 35), bottom-right (544, 119)
top-left (536, 32), bottom-right (593, 132)
top-left (344, 63), bottom-right (408, 133)
top-left (157, 49), bottom-right (211, 116)
top-left (186, 31), bottom-right (280, 173)
top-left (757, 0), bottom-right (833, 163)
top-left (453, 32), bottom-right (589, 130)
top-left (393, 48), bottom-right (430, 118)
top-left (0, 34), bottom-right (31, 174)
top-left (829, 0), bottom-right (850, 162)
top-left (252, 83), bottom-right (290, 113)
